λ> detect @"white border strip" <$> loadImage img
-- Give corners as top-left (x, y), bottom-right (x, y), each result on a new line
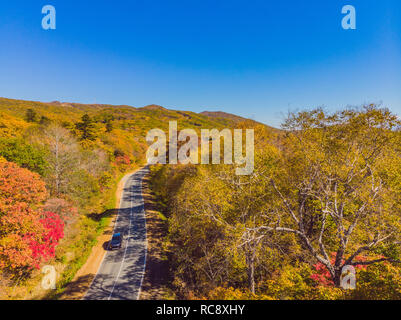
top-left (136, 172), bottom-right (148, 300)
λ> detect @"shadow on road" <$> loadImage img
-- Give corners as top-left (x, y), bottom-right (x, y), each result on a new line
top-left (103, 241), bottom-right (110, 251)
top-left (139, 174), bottom-right (173, 300)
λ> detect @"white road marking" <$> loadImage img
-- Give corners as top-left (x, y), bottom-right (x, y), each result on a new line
top-left (108, 178), bottom-right (134, 300)
top-left (84, 167), bottom-right (149, 300)
top-left (83, 173), bottom-right (131, 300)
top-left (136, 176), bottom-right (148, 300)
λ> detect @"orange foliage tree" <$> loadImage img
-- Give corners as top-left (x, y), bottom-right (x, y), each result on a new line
top-left (0, 160), bottom-right (63, 277)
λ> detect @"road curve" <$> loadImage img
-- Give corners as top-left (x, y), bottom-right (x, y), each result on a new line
top-left (85, 166), bottom-right (149, 300)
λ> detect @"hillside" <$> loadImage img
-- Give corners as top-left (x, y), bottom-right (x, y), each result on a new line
top-left (200, 111), bottom-right (253, 123)
top-left (200, 111), bottom-right (279, 132)
top-left (0, 98), bottom-right (262, 130)
top-left (0, 97), bottom-right (257, 128)
top-left (0, 96), bottom-right (263, 299)
top-left (0, 97), bottom-right (265, 165)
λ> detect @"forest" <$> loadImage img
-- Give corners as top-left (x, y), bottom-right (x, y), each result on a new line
top-left (0, 97), bottom-right (237, 299)
top-left (149, 105), bottom-right (401, 300)
top-left (1, 97), bottom-right (401, 300)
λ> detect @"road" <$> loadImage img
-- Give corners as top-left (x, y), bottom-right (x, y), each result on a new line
top-left (85, 167), bottom-right (149, 300)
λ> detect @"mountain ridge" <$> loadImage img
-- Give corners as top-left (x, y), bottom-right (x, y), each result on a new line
top-left (0, 97), bottom-right (268, 128)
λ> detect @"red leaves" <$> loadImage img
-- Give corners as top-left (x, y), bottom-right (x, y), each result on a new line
top-left (115, 155), bottom-right (131, 166)
top-left (310, 252), bottom-right (368, 287)
top-left (0, 161), bottom-right (64, 274)
top-left (311, 262), bottom-right (335, 287)
top-left (29, 212), bottom-right (64, 269)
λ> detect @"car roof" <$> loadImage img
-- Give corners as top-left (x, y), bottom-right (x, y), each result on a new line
top-left (113, 233), bottom-right (121, 237)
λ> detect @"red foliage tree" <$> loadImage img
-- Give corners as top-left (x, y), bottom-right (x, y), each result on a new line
top-left (0, 161), bottom-right (64, 276)
top-left (0, 160), bottom-right (47, 206)
top-left (115, 155), bottom-right (131, 167)
top-left (28, 212), bottom-right (64, 269)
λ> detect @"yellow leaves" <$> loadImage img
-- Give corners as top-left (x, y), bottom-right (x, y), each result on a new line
top-left (351, 263), bottom-right (401, 299)
top-left (208, 286), bottom-right (274, 300)
top-left (0, 112), bottom-right (29, 138)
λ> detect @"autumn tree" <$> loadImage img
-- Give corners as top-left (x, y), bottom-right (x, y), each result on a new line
top-left (268, 106), bottom-right (401, 286)
top-left (43, 198), bottom-right (78, 225)
top-left (162, 107), bottom-right (401, 297)
top-left (80, 148), bottom-right (109, 178)
top-left (168, 126), bottom-right (282, 295)
top-left (38, 124), bottom-right (80, 196)
top-left (100, 113), bottom-right (115, 133)
top-left (0, 160), bottom-right (64, 276)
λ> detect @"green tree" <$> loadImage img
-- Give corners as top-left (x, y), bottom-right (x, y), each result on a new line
top-left (98, 113), bottom-right (114, 133)
top-left (39, 115), bottom-right (51, 126)
top-left (75, 114), bottom-right (97, 141)
top-left (25, 109), bottom-right (37, 123)
top-left (67, 169), bottom-right (100, 205)
top-left (0, 138), bottom-right (48, 176)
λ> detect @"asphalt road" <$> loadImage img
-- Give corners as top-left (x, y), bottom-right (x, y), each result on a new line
top-left (85, 167), bottom-right (149, 300)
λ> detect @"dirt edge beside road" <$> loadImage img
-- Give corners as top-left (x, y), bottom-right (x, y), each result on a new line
top-left (59, 169), bottom-right (139, 300)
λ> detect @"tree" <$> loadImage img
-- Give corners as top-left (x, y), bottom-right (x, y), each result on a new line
top-left (101, 114), bottom-right (115, 133)
top-left (39, 115), bottom-right (51, 126)
top-left (66, 169), bottom-right (100, 205)
top-left (75, 114), bottom-right (97, 141)
top-left (267, 106), bottom-right (401, 286)
top-left (167, 125), bottom-right (281, 295)
top-left (106, 119), bottom-right (114, 133)
top-left (29, 211), bottom-right (64, 269)
top-left (39, 124), bottom-right (80, 196)
top-left (0, 159), bottom-right (48, 206)
top-left (195, 166), bottom-right (274, 294)
top-left (80, 148), bottom-right (109, 178)
top-left (25, 109), bottom-right (37, 123)
top-left (0, 160), bottom-right (63, 276)
top-left (43, 198), bottom-right (78, 225)
top-left (0, 138), bottom-right (48, 176)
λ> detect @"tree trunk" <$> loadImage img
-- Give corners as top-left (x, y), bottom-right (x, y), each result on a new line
top-left (333, 268), bottom-right (342, 287)
top-left (246, 254), bottom-right (255, 294)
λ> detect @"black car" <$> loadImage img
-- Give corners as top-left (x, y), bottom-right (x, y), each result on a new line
top-left (109, 233), bottom-right (123, 250)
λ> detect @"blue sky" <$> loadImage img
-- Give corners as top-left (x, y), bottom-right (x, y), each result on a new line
top-left (0, 0), bottom-right (400, 127)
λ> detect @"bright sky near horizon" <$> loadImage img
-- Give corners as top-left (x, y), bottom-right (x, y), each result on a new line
top-left (0, 0), bottom-right (400, 127)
